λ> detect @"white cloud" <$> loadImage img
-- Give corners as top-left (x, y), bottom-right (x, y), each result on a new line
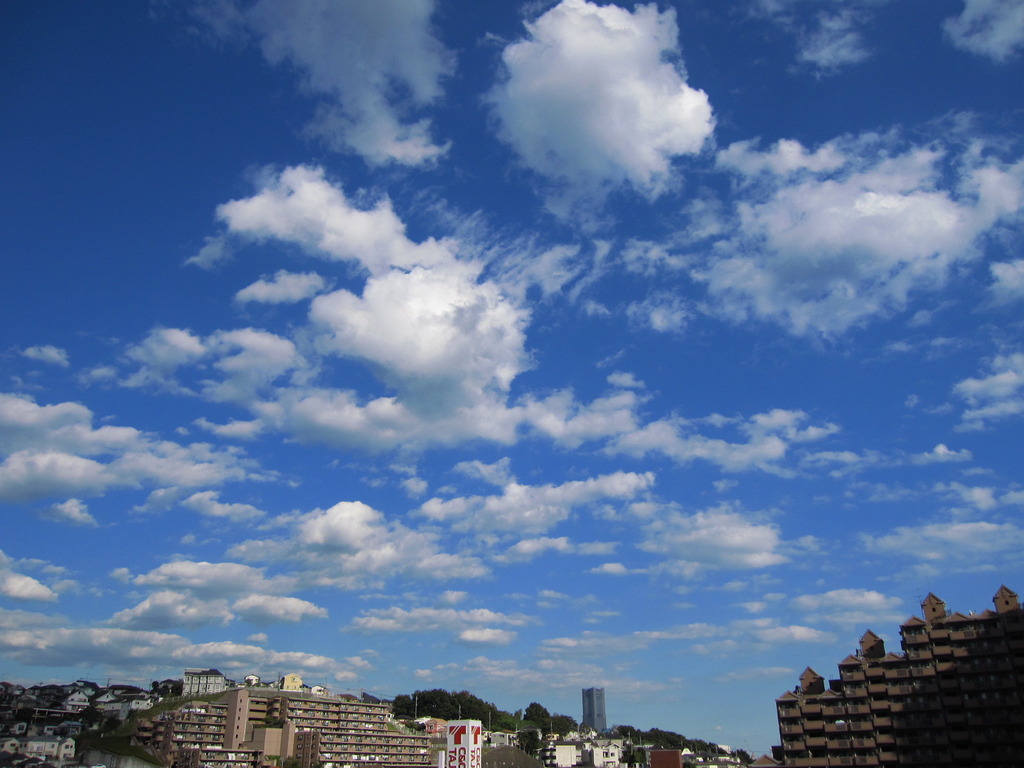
top-left (989, 259), bottom-right (1024, 304)
top-left (123, 328), bottom-right (207, 390)
top-left (588, 562), bottom-right (634, 576)
top-left (206, 166), bottom-right (537, 452)
top-left (934, 481), bottom-right (998, 511)
top-left (862, 520), bottom-right (1024, 563)
top-left (910, 443), bottom-right (973, 465)
top-left (186, 234), bottom-right (233, 269)
top-left (790, 588), bottom-right (903, 627)
top-left (954, 352), bottom-right (1024, 429)
top-left (607, 408), bottom-right (837, 474)
top-left (203, 328), bottom-right (307, 405)
top-left (751, 0), bottom-right (886, 73)
top-left (232, 594), bottom-right (328, 623)
top-left (417, 471), bottom-right (654, 534)
top-left (0, 550), bottom-right (58, 602)
top-left (349, 606), bottom-right (531, 637)
top-left (0, 618), bottom-right (350, 678)
top-left (499, 537), bottom-right (574, 563)
top-left (639, 503), bottom-right (789, 576)
top-left (0, 394), bottom-right (265, 501)
top-left (718, 138), bottom-right (845, 176)
top-left (236, 270), bottom-right (327, 303)
top-left (541, 617), bottom-right (830, 657)
top-left (182, 490), bottom-right (267, 522)
top-left (132, 560), bottom-right (295, 600)
top-left (453, 457), bottom-right (514, 487)
top-left (231, 500), bottom-right (488, 587)
top-left (109, 590), bottom-right (234, 630)
top-left (217, 166), bottom-right (454, 277)
top-left (701, 136), bottom-right (1024, 336)
top-left (488, 0), bottom-right (713, 213)
top-left (944, 0), bottom-right (1024, 62)
top-left (457, 628), bottom-right (517, 646)
top-left (194, 417), bottom-right (265, 441)
top-left (310, 261), bottom-right (528, 410)
top-left (21, 345), bottom-right (70, 367)
top-left (524, 390), bottom-right (644, 449)
top-left (197, 0), bottom-right (452, 164)
top-left (38, 498), bottom-right (98, 527)
top-left (626, 292), bottom-right (691, 333)
top-left (606, 371), bottom-right (645, 390)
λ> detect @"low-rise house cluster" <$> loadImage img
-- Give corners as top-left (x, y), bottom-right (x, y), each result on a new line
top-left (540, 737), bottom-right (625, 768)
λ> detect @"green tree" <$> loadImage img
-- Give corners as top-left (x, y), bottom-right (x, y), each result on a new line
top-left (522, 702), bottom-right (550, 730)
top-left (549, 714), bottom-right (577, 736)
top-left (517, 729), bottom-right (542, 756)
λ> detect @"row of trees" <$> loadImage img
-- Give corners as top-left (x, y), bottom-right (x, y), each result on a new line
top-left (391, 690), bottom-right (578, 735)
top-left (390, 689), bottom-right (751, 763)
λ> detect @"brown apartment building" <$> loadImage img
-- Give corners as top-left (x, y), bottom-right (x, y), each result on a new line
top-left (772, 585), bottom-right (1024, 767)
top-left (139, 687), bottom-right (432, 768)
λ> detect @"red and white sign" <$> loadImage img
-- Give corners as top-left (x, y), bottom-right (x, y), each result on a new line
top-left (443, 720), bottom-right (482, 768)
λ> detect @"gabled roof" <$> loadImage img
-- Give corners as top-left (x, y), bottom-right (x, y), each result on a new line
top-left (775, 690), bottom-right (799, 701)
top-left (838, 654), bottom-right (861, 666)
top-left (900, 615), bottom-right (925, 627)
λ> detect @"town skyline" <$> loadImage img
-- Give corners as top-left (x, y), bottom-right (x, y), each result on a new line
top-left (3, 0), bottom-right (1024, 757)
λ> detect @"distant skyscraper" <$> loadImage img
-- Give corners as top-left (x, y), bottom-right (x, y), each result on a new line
top-left (582, 687), bottom-right (607, 732)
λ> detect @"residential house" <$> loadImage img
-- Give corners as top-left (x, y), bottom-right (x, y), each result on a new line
top-left (183, 669), bottom-right (229, 698)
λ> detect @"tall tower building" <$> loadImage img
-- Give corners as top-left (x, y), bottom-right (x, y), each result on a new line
top-left (582, 687), bottom-right (607, 732)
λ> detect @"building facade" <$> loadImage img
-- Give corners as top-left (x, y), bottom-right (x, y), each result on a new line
top-left (581, 688), bottom-right (607, 733)
top-left (773, 585), bottom-right (1024, 767)
top-left (142, 687), bottom-right (431, 768)
top-left (183, 668), bottom-right (229, 697)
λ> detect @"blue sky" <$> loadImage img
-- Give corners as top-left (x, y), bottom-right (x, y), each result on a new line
top-left (2, 0), bottom-right (1024, 755)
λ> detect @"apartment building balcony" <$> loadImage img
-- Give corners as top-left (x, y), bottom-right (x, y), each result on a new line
top-left (866, 683), bottom-right (887, 696)
top-left (803, 737), bottom-right (825, 749)
top-left (874, 733), bottom-right (895, 747)
top-left (845, 704), bottom-right (870, 716)
top-left (829, 757), bottom-right (880, 767)
top-left (959, 674), bottom-right (1017, 690)
top-left (868, 699), bottom-right (889, 712)
top-left (825, 737), bottom-right (852, 750)
top-left (886, 684), bottom-right (914, 697)
top-left (893, 715), bottom-right (946, 730)
top-left (840, 670), bottom-right (866, 682)
top-left (851, 756), bottom-right (881, 766)
top-left (822, 705), bottom-right (847, 717)
top-left (896, 732), bottom-right (950, 748)
top-left (890, 699), bottom-right (941, 714)
top-left (882, 668), bottom-right (911, 681)
top-left (824, 722), bottom-right (849, 734)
